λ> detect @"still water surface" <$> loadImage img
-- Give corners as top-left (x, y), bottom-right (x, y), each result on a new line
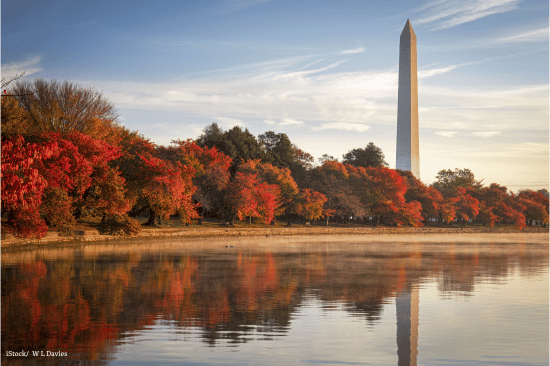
top-left (2, 234), bottom-right (548, 365)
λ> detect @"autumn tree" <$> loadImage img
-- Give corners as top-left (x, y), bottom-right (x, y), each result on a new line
top-left (237, 160), bottom-right (300, 222)
top-left (293, 189), bottom-right (327, 224)
top-left (226, 172), bottom-right (280, 224)
top-left (348, 166), bottom-right (423, 227)
top-left (10, 79), bottom-right (123, 145)
top-left (308, 161), bottom-right (365, 224)
top-left (451, 187), bottom-right (480, 225)
top-left (137, 152), bottom-right (199, 226)
top-left (1, 136), bottom-right (57, 237)
top-left (37, 132), bottom-right (130, 232)
top-left (398, 170), bottom-right (445, 223)
top-left (517, 189), bottom-right (549, 226)
top-left (1, 92), bottom-right (31, 138)
top-left (1, 131), bottom-right (130, 237)
top-left (170, 139), bottom-right (233, 220)
top-left (472, 184), bottom-right (526, 229)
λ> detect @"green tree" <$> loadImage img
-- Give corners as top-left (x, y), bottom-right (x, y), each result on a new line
top-left (431, 168), bottom-right (483, 198)
top-left (196, 123), bottom-right (264, 171)
top-left (342, 142), bottom-right (388, 168)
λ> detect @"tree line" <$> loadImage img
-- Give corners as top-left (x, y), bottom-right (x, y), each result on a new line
top-left (2, 79), bottom-right (548, 238)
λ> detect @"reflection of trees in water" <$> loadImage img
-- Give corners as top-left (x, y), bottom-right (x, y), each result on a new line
top-left (1, 245), bottom-right (547, 359)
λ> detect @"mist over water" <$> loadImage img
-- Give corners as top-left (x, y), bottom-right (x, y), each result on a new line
top-left (2, 235), bottom-right (548, 365)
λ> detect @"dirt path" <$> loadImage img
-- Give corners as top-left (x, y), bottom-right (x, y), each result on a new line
top-left (2, 225), bottom-right (547, 249)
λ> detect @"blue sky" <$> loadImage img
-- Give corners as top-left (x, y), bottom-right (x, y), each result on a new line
top-left (2, 0), bottom-right (548, 190)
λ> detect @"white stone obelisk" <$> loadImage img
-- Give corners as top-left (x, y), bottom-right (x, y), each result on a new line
top-left (396, 19), bottom-right (420, 178)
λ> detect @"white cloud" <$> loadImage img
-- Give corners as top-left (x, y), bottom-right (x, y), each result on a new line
top-left (418, 65), bottom-right (459, 79)
top-left (339, 47), bottom-right (365, 55)
top-left (216, 116), bottom-right (245, 129)
top-left (268, 60), bottom-right (348, 82)
top-left (420, 84), bottom-right (548, 131)
top-left (495, 26), bottom-right (549, 43)
top-left (435, 131), bottom-right (458, 137)
top-left (82, 58), bottom-right (546, 141)
top-left (1, 56), bottom-right (43, 86)
top-left (279, 118), bottom-right (303, 126)
top-left (416, 0), bottom-right (522, 30)
top-left (313, 122), bottom-right (371, 132)
top-left (471, 131), bottom-right (501, 138)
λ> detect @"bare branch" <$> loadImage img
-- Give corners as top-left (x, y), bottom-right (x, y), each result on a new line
top-left (1, 72), bottom-right (26, 89)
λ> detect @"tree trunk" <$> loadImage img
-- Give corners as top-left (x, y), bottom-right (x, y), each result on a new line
top-left (145, 208), bottom-right (156, 226)
top-left (325, 216), bottom-right (329, 226)
top-left (129, 205), bottom-right (149, 218)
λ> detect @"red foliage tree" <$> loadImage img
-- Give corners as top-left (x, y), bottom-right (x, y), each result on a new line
top-left (36, 132), bottom-right (129, 231)
top-left (452, 187), bottom-right (480, 225)
top-left (1, 136), bottom-right (57, 237)
top-left (171, 139), bottom-right (233, 218)
top-left (348, 166), bottom-right (423, 227)
top-left (474, 183), bottom-right (526, 229)
top-left (518, 190), bottom-right (549, 226)
top-left (137, 152), bottom-right (199, 224)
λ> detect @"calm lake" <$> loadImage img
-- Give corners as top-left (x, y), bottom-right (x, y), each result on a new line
top-left (1, 234), bottom-right (548, 366)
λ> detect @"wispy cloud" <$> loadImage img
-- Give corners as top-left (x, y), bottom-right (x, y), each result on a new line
top-left (83, 56), bottom-right (546, 138)
top-left (416, 0), bottom-right (522, 30)
top-left (339, 47), bottom-right (365, 55)
top-left (472, 131), bottom-right (501, 138)
top-left (495, 26), bottom-right (549, 43)
top-left (435, 131), bottom-right (458, 137)
top-left (268, 60), bottom-right (348, 82)
top-left (279, 118), bottom-right (303, 126)
top-left (1, 56), bottom-right (43, 84)
top-left (418, 65), bottom-right (460, 78)
top-left (313, 123), bottom-right (371, 132)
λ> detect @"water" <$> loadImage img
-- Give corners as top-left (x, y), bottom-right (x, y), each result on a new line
top-left (2, 234), bottom-right (548, 365)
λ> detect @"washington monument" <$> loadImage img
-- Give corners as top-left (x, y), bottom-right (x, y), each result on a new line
top-left (396, 19), bottom-right (420, 178)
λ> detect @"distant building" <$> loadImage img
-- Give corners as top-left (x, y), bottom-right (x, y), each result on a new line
top-left (396, 19), bottom-right (420, 179)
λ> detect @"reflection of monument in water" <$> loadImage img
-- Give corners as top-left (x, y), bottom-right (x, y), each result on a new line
top-left (396, 19), bottom-right (420, 179)
top-left (396, 286), bottom-right (419, 366)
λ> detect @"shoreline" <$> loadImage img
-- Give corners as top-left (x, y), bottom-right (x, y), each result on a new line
top-left (2, 225), bottom-right (548, 249)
